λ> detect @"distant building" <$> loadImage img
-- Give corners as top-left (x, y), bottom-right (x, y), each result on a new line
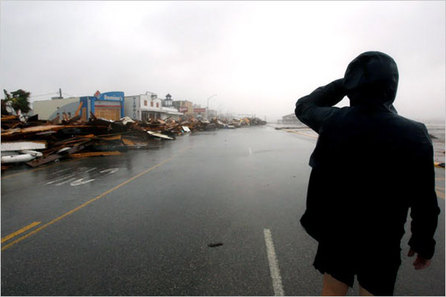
top-left (192, 104), bottom-right (206, 118)
top-left (173, 100), bottom-right (194, 116)
top-left (124, 93), bottom-right (182, 121)
top-left (162, 94), bottom-right (173, 107)
top-left (79, 91), bottom-right (125, 121)
top-left (31, 91), bottom-right (125, 121)
top-left (32, 97), bottom-right (80, 120)
top-left (280, 113), bottom-right (303, 125)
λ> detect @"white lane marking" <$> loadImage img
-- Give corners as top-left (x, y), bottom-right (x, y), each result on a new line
top-left (248, 147), bottom-right (253, 155)
top-left (51, 168), bottom-right (72, 175)
top-left (46, 173), bottom-right (75, 185)
top-left (100, 168), bottom-right (119, 174)
top-left (264, 228), bottom-right (285, 296)
top-left (56, 177), bottom-right (77, 186)
top-left (70, 178), bottom-right (95, 186)
top-left (46, 167), bottom-right (119, 187)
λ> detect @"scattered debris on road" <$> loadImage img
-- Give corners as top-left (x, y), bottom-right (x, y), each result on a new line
top-left (1, 113), bottom-right (266, 171)
top-left (207, 242), bottom-right (224, 248)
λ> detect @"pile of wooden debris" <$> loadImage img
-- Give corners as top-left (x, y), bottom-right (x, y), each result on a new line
top-left (1, 113), bottom-right (266, 170)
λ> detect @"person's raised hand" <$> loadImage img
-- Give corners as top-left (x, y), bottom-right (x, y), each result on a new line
top-left (408, 249), bottom-right (432, 270)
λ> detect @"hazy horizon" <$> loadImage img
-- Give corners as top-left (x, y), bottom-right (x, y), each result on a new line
top-left (1, 1), bottom-right (444, 123)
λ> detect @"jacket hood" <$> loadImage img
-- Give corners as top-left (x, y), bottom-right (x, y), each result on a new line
top-left (344, 51), bottom-right (399, 111)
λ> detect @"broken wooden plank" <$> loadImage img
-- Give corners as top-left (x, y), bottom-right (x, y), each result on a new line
top-left (1, 115), bottom-right (19, 121)
top-left (1, 125), bottom-right (63, 136)
top-left (69, 151), bottom-right (121, 158)
top-left (26, 154), bottom-right (62, 167)
top-left (121, 137), bottom-right (136, 146)
top-left (96, 135), bottom-right (122, 141)
top-left (74, 102), bottom-right (83, 117)
top-left (146, 130), bottom-right (174, 140)
top-left (67, 115), bottom-right (81, 124)
top-left (1, 141), bottom-right (47, 151)
top-left (26, 143), bottom-right (88, 167)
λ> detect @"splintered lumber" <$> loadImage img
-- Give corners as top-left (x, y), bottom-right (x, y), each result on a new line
top-left (62, 112), bottom-right (69, 122)
top-left (69, 151), bottom-right (121, 158)
top-left (1, 115), bottom-right (18, 121)
top-left (96, 134), bottom-right (122, 141)
top-left (1, 124), bottom-right (92, 139)
top-left (1, 141), bottom-right (47, 151)
top-left (146, 131), bottom-right (174, 140)
top-left (121, 137), bottom-right (136, 146)
top-left (1, 125), bottom-right (62, 135)
top-left (25, 154), bottom-right (62, 167)
top-left (26, 143), bottom-right (88, 167)
top-left (74, 102), bottom-right (83, 117)
top-left (121, 135), bottom-right (149, 149)
top-left (51, 136), bottom-right (93, 147)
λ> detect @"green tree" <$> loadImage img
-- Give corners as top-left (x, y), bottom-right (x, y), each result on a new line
top-left (3, 89), bottom-right (31, 115)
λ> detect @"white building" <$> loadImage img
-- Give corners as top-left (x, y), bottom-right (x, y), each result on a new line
top-left (31, 97), bottom-right (80, 120)
top-left (124, 93), bottom-right (182, 121)
top-left (279, 113), bottom-right (304, 125)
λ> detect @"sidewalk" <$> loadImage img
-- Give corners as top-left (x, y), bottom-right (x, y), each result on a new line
top-left (271, 123), bottom-right (445, 165)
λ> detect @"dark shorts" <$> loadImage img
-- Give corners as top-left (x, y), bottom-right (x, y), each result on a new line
top-left (314, 243), bottom-right (401, 296)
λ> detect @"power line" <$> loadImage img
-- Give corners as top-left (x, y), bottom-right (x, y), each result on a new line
top-left (30, 92), bottom-right (58, 98)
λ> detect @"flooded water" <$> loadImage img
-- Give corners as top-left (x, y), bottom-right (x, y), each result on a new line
top-left (426, 124), bottom-right (445, 164)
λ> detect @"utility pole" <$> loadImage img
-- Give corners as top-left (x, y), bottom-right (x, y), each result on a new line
top-left (206, 94), bottom-right (217, 120)
top-left (59, 88), bottom-right (62, 98)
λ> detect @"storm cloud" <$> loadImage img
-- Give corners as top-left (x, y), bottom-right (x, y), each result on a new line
top-left (1, 1), bottom-right (444, 122)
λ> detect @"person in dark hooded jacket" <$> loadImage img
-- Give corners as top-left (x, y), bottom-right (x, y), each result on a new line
top-left (295, 51), bottom-right (440, 296)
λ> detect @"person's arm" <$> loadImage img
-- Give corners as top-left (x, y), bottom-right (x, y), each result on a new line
top-left (407, 127), bottom-right (440, 269)
top-left (294, 79), bottom-right (346, 133)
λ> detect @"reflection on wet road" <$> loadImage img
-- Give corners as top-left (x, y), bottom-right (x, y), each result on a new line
top-left (1, 126), bottom-right (444, 296)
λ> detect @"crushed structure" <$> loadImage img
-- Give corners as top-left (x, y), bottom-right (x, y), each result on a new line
top-left (1, 113), bottom-right (266, 171)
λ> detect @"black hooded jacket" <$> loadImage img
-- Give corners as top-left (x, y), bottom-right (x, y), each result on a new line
top-left (295, 52), bottom-right (440, 259)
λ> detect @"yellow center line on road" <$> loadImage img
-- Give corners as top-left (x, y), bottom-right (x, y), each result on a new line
top-left (1, 222), bottom-right (41, 243)
top-left (1, 146), bottom-right (191, 252)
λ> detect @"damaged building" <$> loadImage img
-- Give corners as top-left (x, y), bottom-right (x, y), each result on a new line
top-left (124, 93), bottom-right (183, 121)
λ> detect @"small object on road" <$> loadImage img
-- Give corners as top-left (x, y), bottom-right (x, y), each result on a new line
top-left (207, 242), bottom-right (223, 248)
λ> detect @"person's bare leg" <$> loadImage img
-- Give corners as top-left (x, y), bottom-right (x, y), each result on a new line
top-left (322, 273), bottom-right (349, 296)
top-left (359, 285), bottom-right (373, 296)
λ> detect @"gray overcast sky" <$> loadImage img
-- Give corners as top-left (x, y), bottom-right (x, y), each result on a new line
top-left (1, 1), bottom-right (444, 122)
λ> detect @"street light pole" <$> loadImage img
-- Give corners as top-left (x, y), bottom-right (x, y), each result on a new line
top-left (206, 94), bottom-right (217, 120)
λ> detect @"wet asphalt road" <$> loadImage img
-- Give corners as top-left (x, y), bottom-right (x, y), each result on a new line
top-left (1, 126), bottom-right (444, 296)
